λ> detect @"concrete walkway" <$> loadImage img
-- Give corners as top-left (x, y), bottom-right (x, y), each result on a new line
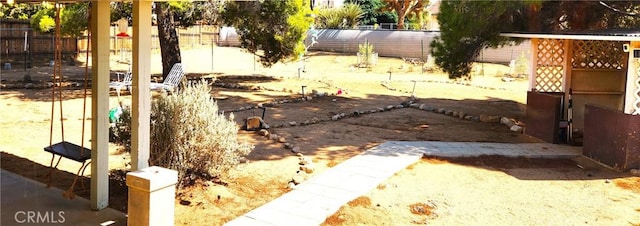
top-left (1, 169), bottom-right (127, 226)
top-left (225, 141), bottom-right (581, 226)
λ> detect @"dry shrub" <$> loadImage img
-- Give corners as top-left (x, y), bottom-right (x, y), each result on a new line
top-left (149, 80), bottom-right (254, 188)
top-left (347, 196), bottom-right (371, 207)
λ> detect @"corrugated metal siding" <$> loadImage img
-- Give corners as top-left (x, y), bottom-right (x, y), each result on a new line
top-left (219, 27), bottom-right (532, 64)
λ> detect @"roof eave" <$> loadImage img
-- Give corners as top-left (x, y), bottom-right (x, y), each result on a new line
top-left (501, 32), bottom-right (640, 42)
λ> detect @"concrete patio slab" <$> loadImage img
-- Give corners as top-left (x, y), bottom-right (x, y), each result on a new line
top-left (225, 141), bottom-right (582, 226)
top-left (1, 169), bottom-right (127, 226)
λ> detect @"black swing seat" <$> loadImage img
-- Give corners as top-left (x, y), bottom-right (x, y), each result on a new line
top-left (44, 141), bottom-right (91, 162)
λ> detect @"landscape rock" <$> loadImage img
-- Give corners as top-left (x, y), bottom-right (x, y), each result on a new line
top-left (386, 105), bottom-right (394, 110)
top-left (278, 137), bottom-right (287, 143)
top-left (311, 117), bottom-right (319, 123)
top-left (464, 115), bottom-right (474, 120)
top-left (257, 129), bottom-right (269, 137)
top-left (292, 172), bottom-right (306, 185)
top-left (458, 112), bottom-right (465, 119)
top-left (331, 115), bottom-right (340, 121)
top-left (297, 153), bottom-right (312, 165)
top-left (284, 143), bottom-right (293, 149)
top-left (445, 110), bottom-right (453, 115)
top-left (395, 105), bottom-right (404, 109)
top-left (269, 134), bottom-right (279, 141)
top-left (288, 181), bottom-right (297, 189)
top-left (419, 104), bottom-right (427, 110)
top-left (452, 111), bottom-right (459, 117)
top-left (410, 103), bottom-right (420, 108)
top-left (289, 121), bottom-right (297, 126)
top-left (510, 125), bottom-right (523, 132)
top-left (300, 163), bottom-right (315, 174)
top-left (437, 108), bottom-right (446, 114)
top-left (501, 117), bottom-right (517, 127)
top-left (292, 146), bottom-right (301, 153)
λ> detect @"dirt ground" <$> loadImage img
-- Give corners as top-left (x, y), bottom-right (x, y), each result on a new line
top-left (1, 46), bottom-right (639, 225)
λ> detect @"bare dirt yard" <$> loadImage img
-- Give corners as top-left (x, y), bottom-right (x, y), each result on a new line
top-left (1, 46), bottom-right (639, 225)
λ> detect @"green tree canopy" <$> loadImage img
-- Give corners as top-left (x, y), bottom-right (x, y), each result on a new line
top-left (60, 2), bottom-right (89, 37)
top-left (430, 1), bottom-right (528, 79)
top-left (431, 0), bottom-right (640, 80)
top-left (221, 0), bottom-right (314, 67)
top-left (381, 0), bottom-right (427, 29)
top-left (344, 0), bottom-right (397, 26)
top-left (1, 3), bottom-right (44, 20)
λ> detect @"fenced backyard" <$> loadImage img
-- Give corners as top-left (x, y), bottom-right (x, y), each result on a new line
top-left (1, 19), bottom-right (219, 66)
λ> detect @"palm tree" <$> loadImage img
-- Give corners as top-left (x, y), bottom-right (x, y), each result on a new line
top-left (341, 3), bottom-right (364, 29)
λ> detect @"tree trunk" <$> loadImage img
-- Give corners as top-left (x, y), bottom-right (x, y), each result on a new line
top-left (155, 2), bottom-right (181, 80)
top-left (397, 10), bottom-right (406, 29)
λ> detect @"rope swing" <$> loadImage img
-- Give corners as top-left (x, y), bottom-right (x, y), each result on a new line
top-left (44, 2), bottom-right (92, 200)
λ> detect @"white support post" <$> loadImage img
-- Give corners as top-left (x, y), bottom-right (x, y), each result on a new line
top-left (90, 0), bottom-right (111, 211)
top-left (529, 38), bottom-right (538, 91)
top-left (131, 0), bottom-right (153, 171)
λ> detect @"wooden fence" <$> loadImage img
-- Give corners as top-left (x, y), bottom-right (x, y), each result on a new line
top-left (1, 19), bottom-right (78, 66)
top-left (76, 25), bottom-right (220, 56)
top-left (1, 20), bottom-right (219, 66)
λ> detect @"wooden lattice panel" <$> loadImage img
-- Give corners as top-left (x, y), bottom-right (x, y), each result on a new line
top-left (535, 39), bottom-right (565, 92)
top-left (572, 40), bottom-right (626, 70)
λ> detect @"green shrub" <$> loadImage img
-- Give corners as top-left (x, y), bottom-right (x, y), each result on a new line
top-left (149, 80), bottom-right (253, 188)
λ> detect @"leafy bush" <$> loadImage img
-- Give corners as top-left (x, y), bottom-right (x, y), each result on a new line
top-left (149, 81), bottom-right (253, 188)
top-left (30, 8), bottom-right (55, 33)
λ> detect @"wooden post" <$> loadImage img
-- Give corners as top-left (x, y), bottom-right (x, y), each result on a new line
top-left (529, 38), bottom-right (538, 91)
top-left (131, 0), bottom-right (153, 171)
top-left (562, 39), bottom-right (574, 115)
top-left (90, 0), bottom-right (110, 211)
